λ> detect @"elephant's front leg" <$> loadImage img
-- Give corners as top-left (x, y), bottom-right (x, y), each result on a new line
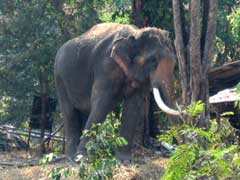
top-left (120, 91), bottom-right (145, 159)
top-left (77, 79), bottom-right (117, 155)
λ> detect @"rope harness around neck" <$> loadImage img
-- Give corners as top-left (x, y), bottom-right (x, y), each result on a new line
top-left (113, 56), bottom-right (139, 88)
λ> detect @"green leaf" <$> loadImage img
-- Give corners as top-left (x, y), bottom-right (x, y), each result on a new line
top-left (221, 111), bottom-right (234, 116)
top-left (116, 137), bottom-right (128, 146)
top-left (210, 145), bottom-right (237, 159)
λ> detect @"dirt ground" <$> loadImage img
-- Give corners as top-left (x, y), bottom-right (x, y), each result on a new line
top-left (0, 151), bottom-right (168, 180)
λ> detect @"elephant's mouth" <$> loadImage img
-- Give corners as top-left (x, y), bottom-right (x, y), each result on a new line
top-left (152, 88), bottom-right (181, 116)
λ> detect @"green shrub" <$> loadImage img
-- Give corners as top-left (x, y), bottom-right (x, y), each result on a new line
top-left (228, 8), bottom-right (240, 41)
top-left (79, 113), bottom-right (127, 180)
top-left (40, 152), bottom-right (75, 180)
top-left (160, 101), bottom-right (240, 180)
top-left (41, 112), bottom-right (127, 180)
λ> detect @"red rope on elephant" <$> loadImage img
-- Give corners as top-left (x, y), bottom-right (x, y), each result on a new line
top-left (111, 48), bottom-right (139, 88)
top-left (114, 58), bottom-right (139, 88)
top-left (114, 58), bottom-right (130, 78)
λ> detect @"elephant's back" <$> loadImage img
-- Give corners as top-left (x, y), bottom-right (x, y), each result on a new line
top-left (83, 23), bottom-right (137, 40)
top-left (70, 23), bottom-right (137, 46)
top-left (55, 23), bottom-right (137, 73)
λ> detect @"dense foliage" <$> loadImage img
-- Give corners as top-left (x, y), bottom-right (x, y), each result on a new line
top-left (0, 0), bottom-right (121, 125)
top-left (160, 102), bottom-right (240, 180)
top-left (0, 0), bottom-right (75, 124)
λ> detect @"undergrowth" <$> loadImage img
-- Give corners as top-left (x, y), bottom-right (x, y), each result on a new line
top-left (41, 112), bottom-right (127, 180)
top-left (78, 113), bottom-right (127, 179)
top-left (159, 101), bottom-right (240, 180)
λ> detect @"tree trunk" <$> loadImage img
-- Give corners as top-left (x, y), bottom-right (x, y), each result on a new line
top-left (173, 0), bottom-right (217, 128)
top-left (131, 0), bottom-right (151, 27)
top-left (172, 0), bottom-right (191, 106)
top-left (200, 0), bottom-right (217, 127)
top-left (39, 70), bottom-right (48, 156)
top-left (189, 0), bottom-right (201, 103)
top-left (132, 0), bottom-right (144, 27)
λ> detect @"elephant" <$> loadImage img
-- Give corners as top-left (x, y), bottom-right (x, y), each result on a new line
top-left (54, 23), bottom-right (181, 159)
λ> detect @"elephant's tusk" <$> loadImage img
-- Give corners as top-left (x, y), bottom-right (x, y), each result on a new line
top-left (153, 88), bottom-right (181, 116)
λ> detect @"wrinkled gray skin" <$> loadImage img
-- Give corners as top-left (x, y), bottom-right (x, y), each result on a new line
top-left (54, 23), bottom-right (177, 159)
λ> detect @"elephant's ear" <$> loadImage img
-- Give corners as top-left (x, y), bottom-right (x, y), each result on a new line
top-left (110, 36), bottom-right (137, 78)
top-left (110, 35), bottom-right (136, 61)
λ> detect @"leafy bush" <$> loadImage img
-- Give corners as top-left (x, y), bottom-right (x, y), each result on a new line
top-left (40, 152), bottom-right (75, 180)
top-left (41, 112), bottom-right (127, 180)
top-left (79, 113), bottom-right (128, 180)
top-left (228, 8), bottom-right (240, 41)
top-left (160, 101), bottom-right (240, 180)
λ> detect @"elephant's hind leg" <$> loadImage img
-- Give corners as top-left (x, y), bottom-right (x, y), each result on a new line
top-left (56, 77), bottom-right (82, 158)
top-left (64, 109), bottom-right (82, 157)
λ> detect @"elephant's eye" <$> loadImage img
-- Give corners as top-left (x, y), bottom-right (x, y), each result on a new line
top-left (145, 57), bottom-right (157, 72)
top-left (129, 50), bottom-right (137, 59)
top-left (149, 57), bottom-right (157, 65)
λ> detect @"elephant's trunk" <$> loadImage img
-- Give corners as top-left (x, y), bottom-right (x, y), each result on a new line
top-left (153, 88), bottom-right (180, 116)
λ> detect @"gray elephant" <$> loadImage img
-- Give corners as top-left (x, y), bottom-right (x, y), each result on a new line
top-left (54, 23), bottom-right (180, 158)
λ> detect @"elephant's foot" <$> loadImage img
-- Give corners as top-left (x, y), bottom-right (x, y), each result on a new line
top-left (74, 153), bottom-right (85, 162)
top-left (118, 147), bottom-right (133, 164)
top-left (74, 149), bottom-right (87, 162)
top-left (118, 153), bottom-right (133, 164)
top-left (74, 142), bottom-right (87, 162)
top-left (74, 145), bottom-right (87, 160)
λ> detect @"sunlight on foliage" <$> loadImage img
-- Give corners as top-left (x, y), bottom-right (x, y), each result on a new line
top-left (228, 8), bottom-right (240, 41)
top-left (235, 82), bottom-right (240, 109)
top-left (0, 96), bottom-right (11, 117)
top-left (40, 152), bottom-right (75, 180)
top-left (48, 167), bottom-right (74, 180)
top-left (40, 153), bottom-right (58, 168)
top-left (186, 101), bottom-right (205, 118)
top-left (157, 126), bottom-right (179, 144)
top-left (97, 0), bottom-right (131, 24)
top-left (160, 101), bottom-right (240, 180)
top-left (161, 144), bottom-right (198, 180)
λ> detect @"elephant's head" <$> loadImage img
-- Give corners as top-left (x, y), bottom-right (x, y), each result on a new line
top-left (110, 27), bottom-right (180, 116)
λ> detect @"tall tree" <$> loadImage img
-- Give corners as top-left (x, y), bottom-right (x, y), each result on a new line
top-left (132, 0), bottom-right (149, 27)
top-left (173, 0), bottom-right (217, 127)
top-left (0, 0), bottom-right (99, 125)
